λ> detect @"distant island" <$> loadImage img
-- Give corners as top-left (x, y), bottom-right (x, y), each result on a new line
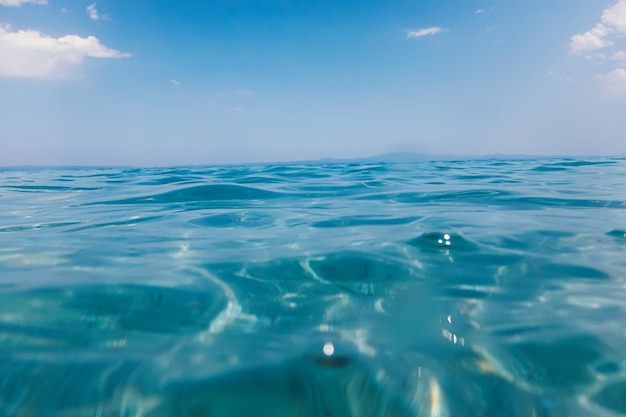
top-left (2, 152), bottom-right (621, 170)
top-left (314, 152), bottom-right (559, 164)
top-left (280, 151), bottom-right (613, 166)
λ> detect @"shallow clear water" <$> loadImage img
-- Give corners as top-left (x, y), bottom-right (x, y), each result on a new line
top-left (1, 158), bottom-right (625, 416)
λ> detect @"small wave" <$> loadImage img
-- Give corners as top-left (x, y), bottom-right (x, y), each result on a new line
top-left (0, 222), bottom-right (80, 233)
top-left (3, 185), bottom-right (102, 192)
top-left (66, 215), bottom-right (164, 232)
top-left (591, 378), bottom-right (626, 415)
top-left (190, 212), bottom-right (274, 228)
top-left (96, 184), bottom-right (285, 205)
top-left (0, 283), bottom-right (226, 351)
top-left (137, 175), bottom-right (203, 186)
top-left (502, 196), bottom-right (625, 209)
top-left (606, 229), bottom-right (626, 240)
top-left (529, 261), bottom-right (610, 280)
top-left (312, 215), bottom-right (421, 228)
top-left (357, 189), bottom-right (515, 203)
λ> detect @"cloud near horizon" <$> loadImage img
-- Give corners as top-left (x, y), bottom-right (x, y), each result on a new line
top-left (0, 25), bottom-right (130, 78)
top-left (407, 27), bottom-right (445, 38)
top-left (0, 0), bottom-right (46, 6)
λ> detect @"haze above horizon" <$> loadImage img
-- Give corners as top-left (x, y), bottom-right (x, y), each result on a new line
top-left (2, 0), bottom-right (626, 166)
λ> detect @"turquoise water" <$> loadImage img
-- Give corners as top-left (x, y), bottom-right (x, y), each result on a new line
top-left (1, 158), bottom-right (626, 416)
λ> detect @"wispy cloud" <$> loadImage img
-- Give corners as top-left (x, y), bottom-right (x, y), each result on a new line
top-left (570, 0), bottom-right (626, 54)
top-left (169, 79), bottom-right (180, 86)
top-left (596, 68), bottom-right (626, 97)
top-left (87, 3), bottom-right (99, 20)
top-left (0, 0), bottom-right (46, 6)
top-left (610, 50), bottom-right (626, 61)
top-left (475, 7), bottom-right (494, 15)
top-left (231, 89), bottom-right (254, 96)
top-left (233, 107), bottom-right (249, 115)
top-left (407, 27), bottom-right (445, 39)
top-left (547, 70), bottom-right (574, 83)
top-left (0, 25), bottom-right (130, 78)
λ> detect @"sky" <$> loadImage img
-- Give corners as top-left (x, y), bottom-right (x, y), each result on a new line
top-left (1, 0), bottom-right (626, 166)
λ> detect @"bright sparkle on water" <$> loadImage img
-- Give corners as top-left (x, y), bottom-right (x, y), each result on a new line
top-left (0, 158), bottom-right (626, 416)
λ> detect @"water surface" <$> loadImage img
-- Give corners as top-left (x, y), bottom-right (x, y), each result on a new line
top-left (1, 158), bottom-right (626, 416)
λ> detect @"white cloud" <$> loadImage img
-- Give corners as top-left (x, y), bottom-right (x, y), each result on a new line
top-left (570, 0), bottom-right (626, 54)
top-left (596, 68), bottom-right (626, 96)
top-left (571, 0), bottom-right (626, 96)
top-left (570, 24), bottom-right (613, 53)
top-left (475, 7), bottom-right (495, 15)
top-left (407, 27), bottom-right (445, 39)
top-left (602, 0), bottom-right (626, 33)
top-left (87, 3), bottom-right (99, 20)
top-left (169, 79), bottom-right (179, 86)
top-left (0, 0), bottom-right (46, 6)
top-left (610, 50), bottom-right (626, 61)
top-left (0, 25), bottom-right (130, 78)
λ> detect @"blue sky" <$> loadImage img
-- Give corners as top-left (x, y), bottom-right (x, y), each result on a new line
top-left (1, 0), bottom-right (625, 166)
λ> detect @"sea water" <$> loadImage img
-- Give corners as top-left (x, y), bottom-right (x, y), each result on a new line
top-left (0, 158), bottom-right (625, 416)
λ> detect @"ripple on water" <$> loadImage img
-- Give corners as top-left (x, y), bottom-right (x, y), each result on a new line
top-left (210, 252), bottom-right (422, 297)
top-left (190, 211), bottom-right (274, 228)
top-left (1, 159), bottom-right (626, 416)
top-left (0, 222), bottom-right (81, 233)
top-left (494, 335), bottom-right (610, 392)
top-left (157, 343), bottom-right (426, 417)
top-left (591, 378), bottom-right (626, 415)
top-left (311, 215), bottom-right (421, 228)
top-left (0, 284), bottom-right (226, 352)
top-left (307, 252), bottom-right (421, 295)
top-left (527, 261), bottom-right (610, 281)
